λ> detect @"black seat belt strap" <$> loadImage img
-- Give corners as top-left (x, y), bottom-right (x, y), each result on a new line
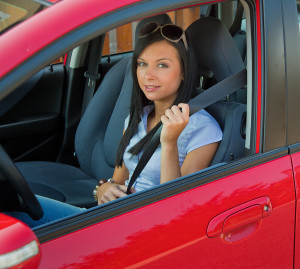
top-left (126, 69), bottom-right (247, 194)
top-left (229, 2), bottom-right (244, 36)
top-left (81, 36), bottom-right (103, 117)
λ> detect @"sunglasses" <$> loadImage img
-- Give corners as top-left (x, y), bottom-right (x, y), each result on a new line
top-left (138, 22), bottom-right (188, 51)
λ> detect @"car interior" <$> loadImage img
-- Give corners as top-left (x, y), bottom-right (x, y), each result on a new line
top-left (0, 0), bottom-right (254, 213)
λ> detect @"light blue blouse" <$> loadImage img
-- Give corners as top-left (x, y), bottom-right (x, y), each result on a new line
top-left (124, 105), bottom-right (222, 192)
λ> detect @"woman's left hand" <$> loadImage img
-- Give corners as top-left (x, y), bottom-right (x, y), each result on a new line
top-left (160, 103), bottom-right (189, 146)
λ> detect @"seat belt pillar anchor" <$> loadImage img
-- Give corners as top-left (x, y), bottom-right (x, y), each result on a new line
top-left (84, 71), bottom-right (100, 87)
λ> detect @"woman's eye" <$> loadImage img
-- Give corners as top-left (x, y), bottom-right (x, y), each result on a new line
top-left (158, 63), bottom-right (168, 68)
top-left (137, 61), bottom-right (147, 67)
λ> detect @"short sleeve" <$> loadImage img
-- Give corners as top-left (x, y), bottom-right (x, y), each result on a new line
top-left (180, 109), bottom-right (223, 154)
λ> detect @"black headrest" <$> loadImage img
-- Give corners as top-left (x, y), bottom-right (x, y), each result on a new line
top-left (186, 17), bottom-right (245, 82)
top-left (135, 14), bottom-right (172, 45)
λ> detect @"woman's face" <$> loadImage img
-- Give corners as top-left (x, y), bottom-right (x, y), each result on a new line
top-left (136, 40), bottom-right (183, 106)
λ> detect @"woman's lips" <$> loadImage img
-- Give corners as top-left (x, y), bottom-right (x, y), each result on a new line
top-left (145, 85), bottom-right (160, 92)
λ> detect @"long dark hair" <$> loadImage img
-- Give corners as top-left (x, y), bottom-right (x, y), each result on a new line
top-left (115, 26), bottom-right (197, 166)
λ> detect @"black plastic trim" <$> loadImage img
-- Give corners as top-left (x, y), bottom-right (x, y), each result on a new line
top-left (0, 114), bottom-right (58, 140)
top-left (36, 146), bottom-right (289, 243)
top-left (281, 0), bottom-right (300, 146)
top-left (261, 0), bottom-right (287, 152)
top-left (289, 143), bottom-right (300, 154)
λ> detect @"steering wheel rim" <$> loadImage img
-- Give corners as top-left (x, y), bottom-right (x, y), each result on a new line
top-left (0, 145), bottom-right (43, 220)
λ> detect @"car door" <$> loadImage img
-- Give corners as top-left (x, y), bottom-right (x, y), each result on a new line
top-left (32, 0), bottom-right (296, 268)
top-left (37, 156), bottom-right (295, 268)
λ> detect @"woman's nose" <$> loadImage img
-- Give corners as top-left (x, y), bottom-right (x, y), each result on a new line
top-left (144, 66), bottom-right (156, 80)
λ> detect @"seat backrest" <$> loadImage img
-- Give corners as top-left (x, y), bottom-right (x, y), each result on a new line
top-left (186, 16), bottom-right (245, 82)
top-left (186, 17), bottom-right (247, 164)
top-left (206, 101), bottom-right (246, 165)
top-left (75, 56), bottom-right (132, 178)
top-left (74, 14), bottom-right (172, 179)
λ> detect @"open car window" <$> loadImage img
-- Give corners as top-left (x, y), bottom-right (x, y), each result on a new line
top-left (0, 0), bottom-right (258, 237)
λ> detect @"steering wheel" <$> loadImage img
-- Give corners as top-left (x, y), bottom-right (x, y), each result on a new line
top-left (0, 145), bottom-right (43, 220)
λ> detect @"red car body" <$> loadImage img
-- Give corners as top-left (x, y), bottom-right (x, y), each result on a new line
top-left (39, 157), bottom-right (296, 268)
top-left (0, 0), bottom-right (299, 268)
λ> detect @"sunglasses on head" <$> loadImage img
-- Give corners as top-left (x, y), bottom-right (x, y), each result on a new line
top-left (138, 22), bottom-right (188, 51)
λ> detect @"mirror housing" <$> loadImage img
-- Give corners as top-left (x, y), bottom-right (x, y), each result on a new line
top-left (0, 213), bottom-right (41, 269)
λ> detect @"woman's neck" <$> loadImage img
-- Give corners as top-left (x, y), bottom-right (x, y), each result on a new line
top-left (154, 101), bottom-right (171, 119)
top-left (147, 101), bottom-right (172, 133)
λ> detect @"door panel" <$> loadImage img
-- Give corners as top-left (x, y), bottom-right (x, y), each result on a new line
top-left (0, 64), bottom-right (65, 161)
top-left (39, 155), bottom-right (295, 268)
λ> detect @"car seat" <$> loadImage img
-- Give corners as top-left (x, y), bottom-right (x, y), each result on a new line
top-left (186, 17), bottom-right (247, 165)
top-left (15, 14), bottom-right (172, 208)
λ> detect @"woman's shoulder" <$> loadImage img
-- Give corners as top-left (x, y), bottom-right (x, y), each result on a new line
top-left (185, 108), bottom-right (222, 137)
top-left (179, 108), bottom-right (222, 154)
top-left (188, 109), bottom-right (220, 129)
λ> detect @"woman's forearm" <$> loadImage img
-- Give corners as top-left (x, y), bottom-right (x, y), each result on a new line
top-left (160, 142), bottom-right (182, 184)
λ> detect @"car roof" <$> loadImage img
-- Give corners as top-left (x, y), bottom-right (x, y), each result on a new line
top-left (0, 0), bottom-right (142, 78)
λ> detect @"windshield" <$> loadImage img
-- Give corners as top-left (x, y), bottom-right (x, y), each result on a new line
top-left (0, 0), bottom-right (50, 35)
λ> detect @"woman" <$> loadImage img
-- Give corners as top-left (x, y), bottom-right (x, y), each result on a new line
top-left (8, 22), bottom-right (222, 227)
top-left (96, 22), bottom-right (222, 204)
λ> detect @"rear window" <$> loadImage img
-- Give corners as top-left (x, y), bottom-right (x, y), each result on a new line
top-left (102, 7), bottom-right (201, 56)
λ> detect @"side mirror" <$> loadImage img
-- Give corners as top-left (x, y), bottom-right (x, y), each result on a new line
top-left (0, 213), bottom-right (41, 269)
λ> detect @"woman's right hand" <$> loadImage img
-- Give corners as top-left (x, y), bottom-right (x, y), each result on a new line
top-left (97, 183), bottom-right (135, 205)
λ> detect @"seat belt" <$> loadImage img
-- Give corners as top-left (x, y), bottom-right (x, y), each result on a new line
top-left (81, 36), bottom-right (104, 117)
top-left (126, 68), bottom-right (247, 194)
top-left (229, 2), bottom-right (244, 36)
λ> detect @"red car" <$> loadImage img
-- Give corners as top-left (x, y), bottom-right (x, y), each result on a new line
top-left (0, 0), bottom-right (300, 268)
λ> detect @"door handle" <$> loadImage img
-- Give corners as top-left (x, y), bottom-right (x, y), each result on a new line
top-left (207, 197), bottom-right (272, 240)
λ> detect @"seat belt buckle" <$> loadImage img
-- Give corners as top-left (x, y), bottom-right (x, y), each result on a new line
top-left (84, 71), bottom-right (100, 87)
